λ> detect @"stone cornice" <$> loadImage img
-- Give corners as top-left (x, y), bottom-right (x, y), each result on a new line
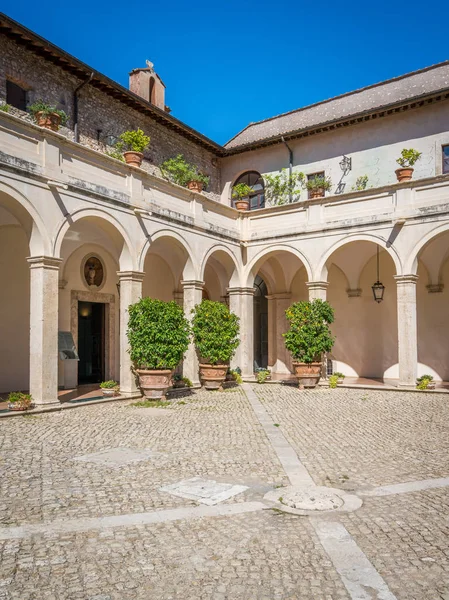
top-left (117, 271), bottom-right (145, 282)
top-left (394, 274), bottom-right (419, 285)
top-left (27, 256), bottom-right (63, 270)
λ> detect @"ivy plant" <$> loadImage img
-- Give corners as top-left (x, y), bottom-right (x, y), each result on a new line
top-left (232, 183), bottom-right (253, 200)
top-left (396, 148), bottom-right (422, 168)
top-left (283, 299), bottom-right (335, 363)
top-left (263, 168), bottom-right (305, 205)
top-left (127, 298), bottom-right (190, 370)
top-left (119, 128), bottom-right (150, 153)
top-left (191, 300), bottom-right (240, 365)
top-left (28, 100), bottom-right (68, 125)
top-left (161, 154), bottom-right (209, 189)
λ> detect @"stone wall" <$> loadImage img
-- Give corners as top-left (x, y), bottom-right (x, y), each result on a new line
top-left (0, 35), bottom-right (221, 197)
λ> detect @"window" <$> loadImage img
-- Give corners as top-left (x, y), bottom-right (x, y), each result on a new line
top-left (443, 145), bottom-right (449, 175)
top-left (307, 171), bottom-right (325, 199)
top-left (149, 77), bottom-right (155, 104)
top-left (232, 171), bottom-right (265, 209)
top-left (6, 80), bottom-right (27, 111)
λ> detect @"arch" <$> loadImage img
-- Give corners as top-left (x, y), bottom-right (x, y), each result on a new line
top-left (244, 244), bottom-right (313, 285)
top-left (315, 233), bottom-right (402, 281)
top-left (0, 180), bottom-right (50, 255)
top-left (406, 222), bottom-right (449, 274)
top-left (138, 228), bottom-right (197, 280)
top-left (199, 244), bottom-right (241, 286)
top-left (231, 170), bottom-right (265, 210)
top-left (53, 207), bottom-right (136, 270)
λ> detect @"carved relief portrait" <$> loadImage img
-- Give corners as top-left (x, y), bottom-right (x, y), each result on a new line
top-left (83, 256), bottom-right (104, 288)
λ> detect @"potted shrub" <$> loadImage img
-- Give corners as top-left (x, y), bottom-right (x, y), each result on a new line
top-left (29, 100), bottom-right (68, 132)
top-left (160, 154), bottom-right (209, 192)
top-left (395, 148), bottom-right (421, 182)
top-left (191, 300), bottom-right (240, 390)
top-left (333, 371), bottom-right (345, 385)
top-left (118, 128), bottom-right (150, 167)
top-left (99, 380), bottom-right (119, 397)
top-left (306, 175), bottom-right (332, 199)
top-left (232, 183), bottom-right (253, 211)
top-left (256, 369), bottom-right (271, 384)
top-left (416, 374), bottom-right (435, 390)
top-left (283, 299), bottom-right (335, 389)
top-left (7, 392), bottom-right (33, 411)
top-left (127, 298), bottom-right (190, 399)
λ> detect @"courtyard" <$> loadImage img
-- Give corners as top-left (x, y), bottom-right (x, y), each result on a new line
top-left (0, 384), bottom-right (448, 599)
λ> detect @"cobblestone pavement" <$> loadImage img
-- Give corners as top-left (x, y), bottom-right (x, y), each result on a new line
top-left (0, 384), bottom-right (448, 599)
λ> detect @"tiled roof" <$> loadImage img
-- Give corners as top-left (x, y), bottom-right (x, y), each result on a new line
top-left (225, 62), bottom-right (449, 150)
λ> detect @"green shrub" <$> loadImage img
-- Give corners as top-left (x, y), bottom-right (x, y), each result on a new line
top-left (416, 374), bottom-right (433, 390)
top-left (283, 299), bottom-right (335, 363)
top-left (263, 168), bottom-right (305, 205)
top-left (396, 148), bottom-right (422, 168)
top-left (99, 380), bottom-right (119, 389)
top-left (161, 154), bottom-right (209, 189)
top-left (191, 300), bottom-right (239, 365)
top-left (119, 128), bottom-right (150, 153)
top-left (28, 100), bottom-right (68, 125)
top-left (352, 175), bottom-right (369, 191)
top-left (328, 374), bottom-right (339, 388)
top-left (306, 175), bottom-right (332, 192)
top-left (256, 369), bottom-right (271, 384)
top-left (8, 392), bottom-right (33, 409)
top-left (106, 147), bottom-right (125, 162)
top-left (182, 377), bottom-right (193, 388)
top-left (0, 103), bottom-right (10, 113)
top-left (232, 183), bottom-right (253, 200)
top-left (333, 372), bottom-right (345, 379)
top-left (127, 298), bottom-right (190, 370)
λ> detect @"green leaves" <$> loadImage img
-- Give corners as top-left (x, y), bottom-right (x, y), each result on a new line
top-left (263, 168), bottom-right (305, 205)
top-left (119, 128), bottom-right (150, 153)
top-left (306, 175), bottom-right (332, 192)
top-left (127, 298), bottom-right (190, 370)
top-left (396, 148), bottom-right (422, 168)
top-left (232, 183), bottom-right (253, 200)
top-left (161, 154), bottom-right (209, 190)
top-left (191, 300), bottom-right (240, 365)
top-left (28, 99), bottom-right (68, 125)
top-left (283, 299), bottom-right (335, 364)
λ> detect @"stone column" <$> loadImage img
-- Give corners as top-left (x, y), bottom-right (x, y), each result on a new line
top-left (228, 287), bottom-right (255, 379)
top-left (266, 292), bottom-right (292, 374)
top-left (395, 275), bottom-right (418, 387)
top-left (28, 256), bottom-right (62, 405)
top-left (182, 280), bottom-right (204, 388)
top-left (306, 281), bottom-right (329, 301)
top-left (117, 271), bottom-right (145, 395)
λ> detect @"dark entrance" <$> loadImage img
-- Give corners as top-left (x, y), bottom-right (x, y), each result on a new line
top-left (254, 275), bottom-right (268, 369)
top-left (77, 301), bottom-right (105, 384)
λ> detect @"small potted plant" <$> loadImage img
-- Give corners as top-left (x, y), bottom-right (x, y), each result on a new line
top-left (306, 175), bottom-right (332, 199)
top-left (328, 374), bottom-right (339, 388)
top-left (232, 183), bottom-right (253, 211)
top-left (395, 149), bottom-right (421, 182)
top-left (416, 374), bottom-right (435, 390)
top-left (333, 372), bottom-right (345, 385)
top-left (99, 380), bottom-right (119, 397)
top-left (29, 100), bottom-right (68, 132)
top-left (283, 299), bottom-right (335, 389)
top-left (256, 369), bottom-right (271, 384)
top-left (7, 392), bottom-right (33, 411)
top-left (118, 128), bottom-right (150, 168)
top-left (127, 298), bottom-right (190, 399)
top-left (160, 154), bottom-right (209, 192)
top-left (191, 300), bottom-right (240, 390)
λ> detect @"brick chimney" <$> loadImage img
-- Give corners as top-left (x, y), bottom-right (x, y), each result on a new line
top-left (129, 60), bottom-right (168, 111)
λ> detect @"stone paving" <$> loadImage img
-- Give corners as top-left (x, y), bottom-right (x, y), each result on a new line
top-left (0, 384), bottom-right (448, 599)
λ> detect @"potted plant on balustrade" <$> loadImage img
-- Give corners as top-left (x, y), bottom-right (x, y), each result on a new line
top-left (28, 100), bottom-right (68, 132)
top-left (231, 183), bottom-right (253, 211)
top-left (160, 154), bottom-right (209, 192)
top-left (191, 300), bottom-right (240, 390)
top-left (306, 175), bottom-right (332, 199)
top-left (116, 128), bottom-right (150, 168)
top-left (99, 380), bottom-right (119, 397)
top-left (395, 148), bottom-right (422, 182)
top-left (127, 297), bottom-right (191, 400)
top-left (7, 392), bottom-right (34, 412)
top-left (283, 299), bottom-right (335, 389)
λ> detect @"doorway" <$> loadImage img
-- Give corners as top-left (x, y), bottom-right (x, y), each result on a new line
top-left (254, 275), bottom-right (268, 369)
top-left (77, 301), bottom-right (105, 384)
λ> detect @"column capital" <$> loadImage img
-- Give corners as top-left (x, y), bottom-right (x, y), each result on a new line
top-left (117, 270), bottom-right (145, 282)
top-left (227, 286), bottom-right (256, 296)
top-left (181, 279), bottom-right (204, 290)
top-left (347, 288), bottom-right (362, 298)
top-left (27, 256), bottom-right (63, 270)
top-left (394, 274), bottom-right (419, 285)
top-left (306, 281), bottom-right (329, 290)
top-left (427, 283), bottom-right (444, 293)
top-left (266, 292), bottom-right (292, 300)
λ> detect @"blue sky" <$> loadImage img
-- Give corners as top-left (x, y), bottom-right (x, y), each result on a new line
top-left (5, 1), bottom-right (449, 144)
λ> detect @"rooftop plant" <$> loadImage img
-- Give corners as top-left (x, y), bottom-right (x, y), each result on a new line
top-left (191, 300), bottom-right (240, 365)
top-left (396, 148), bottom-right (422, 168)
top-left (232, 183), bottom-right (253, 200)
top-left (127, 298), bottom-right (190, 370)
top-left (118, 128), bottom-right (150, 153)
top-left (161, 154), bottom-right (209, 189)
top-left (306, 175), bottom-right (332, 192)
top-left (283, 299), bottom-right (335, 363)
top-left (28, 100), bottom-right (68, 126)
top-left (263, 168), bottom-right (305, 205)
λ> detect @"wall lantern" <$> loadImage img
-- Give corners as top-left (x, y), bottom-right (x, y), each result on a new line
top-left (371, 246), bottom-right (385, 303)
top-left (339, 155), bottom-right (352, 173)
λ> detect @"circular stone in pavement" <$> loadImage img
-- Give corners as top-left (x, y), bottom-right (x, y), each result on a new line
top-left (264, 485), bottom-right (362, 516)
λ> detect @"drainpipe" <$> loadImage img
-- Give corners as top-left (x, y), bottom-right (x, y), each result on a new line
top-left (281, 136), bottom-right (293, 203)
top-left (74, 72), bottom-right (94, 143)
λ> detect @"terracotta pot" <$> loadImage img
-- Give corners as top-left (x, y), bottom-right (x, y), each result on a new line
top-left (199, 364), bottom-right (228, 390)
top-left (309, 189), bottom-right (324, 199)
top-left (235, 199), bottom-right (250, 211)
top-left (35, 111), bottom-right (61, 132)
top-left (136, 369), bottom-right (173, 399)
top-left (102, 389), bottom-right (117, 398)
top-left (395, 167), bottom-right (414, 182)
top-left (123, 151), bottom-right (143, 168)
top-left (8, 402), bottom-right (33, 411)
top-left (187, 180), bottom-right (203, 193)
top-left (426, 382), bottom-right (436, 390)
top-left (172, 380), bottom-right (186, 389)
top-left (337, 378), bottom-right (344, 385)
top-left (292, 362), bottom-right (322, 389)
